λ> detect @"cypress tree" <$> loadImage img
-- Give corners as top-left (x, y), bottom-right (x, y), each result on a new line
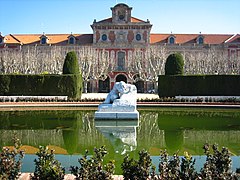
top-left (62, 51), bottom-right (80, 74)
top-left (165, 53), bottom-right (184, 75)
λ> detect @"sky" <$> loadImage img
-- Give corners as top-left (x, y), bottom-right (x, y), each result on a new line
top-left (0, 0), bottom-right (239, 35)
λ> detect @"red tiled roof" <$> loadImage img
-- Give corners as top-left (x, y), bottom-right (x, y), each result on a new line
top-left (150, 33), bottom-right (233, 44)
top-left (131, 17), bottom-right (146, 23)
top-left (75, 34), bottom-right (93, 44)
top-left (204, 34), bottom-right (233, 44)
top-left (3, 33), bottom-right (236, 46)
top-left (150, 34), bottom-right (171, 44)
top-left (4, 34), bottom-right (22, 44)
top-left (225, 34), bottom-right (240, 43)
top-left (4, 34), bottom-right (93, 45)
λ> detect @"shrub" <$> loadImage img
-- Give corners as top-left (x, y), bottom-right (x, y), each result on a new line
top-left (201, 143), bottom-right (234, 179)
top-left (0, 74), bottom-right (82, 99)
top-left (156, 144), bottom-right (238, 179)
top-left (158, 75), bottom-right (240, 97)
top-left (0, 136), bottom-right (25, 180)
top-left (63, 51), bottom-right (80, 74)
top-left (0, 75), bottom-right (10, 95)
top-left (31, 146), bottom-right (65, 180)
top-left (165, 53), bottom-right (184, 75)
top-left (70, 146), bottom-right (115, 180)
top-left (158, 150), bottom-right (181, 179)
top-left (121, 150), bottom-right (152, 179)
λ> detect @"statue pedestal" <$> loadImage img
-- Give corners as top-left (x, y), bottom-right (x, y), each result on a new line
top-left (94, 81), bottom-right (139, 120)
top-left (95, 111), bottom-right (139, 120)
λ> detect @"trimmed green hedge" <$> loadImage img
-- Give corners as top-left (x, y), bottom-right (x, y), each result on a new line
top-left (0, 74), bottom-right (82, 99)
top-left (158, 75), bottom-right (240, 97)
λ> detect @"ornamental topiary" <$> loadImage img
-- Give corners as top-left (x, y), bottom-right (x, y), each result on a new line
top-left (62, 51), bottom-right (80, 74)
top-left (165, 53), bottom-right (184, 75)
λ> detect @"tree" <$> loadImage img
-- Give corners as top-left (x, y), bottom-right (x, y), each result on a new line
top-left (165, 53), bottom-right (184, 75)
top-left (128, 46), bottom-right (168, 92)
top-left (62, 51), bottom-right (79, 74)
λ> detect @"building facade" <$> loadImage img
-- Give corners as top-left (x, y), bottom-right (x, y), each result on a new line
top-left (0, 3), bottom-right (240, 92)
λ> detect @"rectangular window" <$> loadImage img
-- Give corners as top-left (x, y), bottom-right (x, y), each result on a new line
top-left (117, 51), bottom-right (125, 71)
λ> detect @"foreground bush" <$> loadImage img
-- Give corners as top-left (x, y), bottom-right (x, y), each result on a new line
top-left (31, 146), bottom-right (65, 180)
top-left (120, 143), bottom-right (239, 179)
top-left (70, 146), bottom-right (115, 180)
top-left (201, 143), bottom-right (234, 179)
top-left (151, 143), bottom-right (238, 179)
top-left (122, 150), bottom-right (152, 179)
top-left (0, 137), bottom-right (24, 180)
top-left (1, 142), bottom-right (239, 179)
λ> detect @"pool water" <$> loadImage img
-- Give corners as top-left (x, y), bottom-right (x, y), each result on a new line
top-left (0, 108), bottom-right (239, 174)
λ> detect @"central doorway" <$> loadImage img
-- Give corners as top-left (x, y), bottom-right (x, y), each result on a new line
top-left (116, 74), bottom-right (127, 83)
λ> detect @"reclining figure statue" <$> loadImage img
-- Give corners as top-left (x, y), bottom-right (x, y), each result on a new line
top-left (98, 81), bottom-right (137, 112)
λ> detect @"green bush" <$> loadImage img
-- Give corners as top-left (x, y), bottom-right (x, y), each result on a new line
top-left (158, 150), bottom-right (198, 179)
top-left (201, 144), bottom-right (233, 179)
top-left (121, 150), bottom-right (152, 179)
top-left (165, 53), bottom-right (184, 75)
top-left (63, 51), bottom-right (80, 74)
top-left (0, 137), bottom-right (24, 180)
top-left (70, 146), bottom-right (115, 180)
top-left (0, 74), bottom-right (82, 99)
top-left (0, 75), bottom-right (10, 95)
top-left (158, 75), bottom-right (240, 97)
top-left (31, 146), bottom-right (65, 180)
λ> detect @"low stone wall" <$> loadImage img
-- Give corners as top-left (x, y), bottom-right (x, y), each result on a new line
top-left (19, 173), bottom-right (124, 180)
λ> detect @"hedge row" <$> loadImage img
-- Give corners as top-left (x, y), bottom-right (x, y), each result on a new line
top-left (158, 75), bottom-right (240, 97)
top-left (0, 74), bottom-right (82, 99)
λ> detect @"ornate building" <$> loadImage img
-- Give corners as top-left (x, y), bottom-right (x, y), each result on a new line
top-left (0, 3), bottom-right (240, 92)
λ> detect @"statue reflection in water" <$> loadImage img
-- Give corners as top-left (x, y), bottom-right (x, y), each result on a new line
top-left (95, 119), bottom-right (139, 155)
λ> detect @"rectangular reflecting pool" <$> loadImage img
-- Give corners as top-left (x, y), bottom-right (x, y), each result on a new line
top-left (0, 107), bottom-right (240, 174)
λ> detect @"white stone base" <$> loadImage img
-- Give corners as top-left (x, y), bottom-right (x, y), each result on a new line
top-left (94, 110), bottom-right (139, 120)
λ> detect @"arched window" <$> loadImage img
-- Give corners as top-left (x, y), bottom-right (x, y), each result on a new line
top-left (69, 37), bottom-right (75, 44)
top-left (41, 37), bottom-right (47, 44)
top-left (198, 36), bottom-right (204, 44)
top-left (116, 74), bottom-right (127, 83)
top-left (169, 36), bottom-right (175, 44)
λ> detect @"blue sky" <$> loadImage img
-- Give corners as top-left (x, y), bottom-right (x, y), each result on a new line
top-left (1, 0), bottom-right (239, 35)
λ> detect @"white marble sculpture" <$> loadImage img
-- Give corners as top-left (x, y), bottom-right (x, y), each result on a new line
top-left (95, 81), bottom-right (139, 119)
